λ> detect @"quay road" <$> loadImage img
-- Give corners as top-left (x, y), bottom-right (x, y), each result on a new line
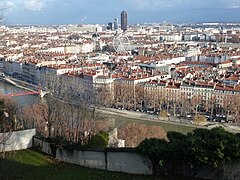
top-left (97, 107), bottom-right (240, 134)
top-left (97, 107), bottom-right (204, 128)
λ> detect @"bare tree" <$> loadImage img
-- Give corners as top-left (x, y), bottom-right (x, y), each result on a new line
top-left (0, 95), bottom-right (19, 157)
top-left (113, 80), bottom-right (133, 109)
top-left (205, 94), bottom-right (217, 120)
top-left (223, 94), bottom-right (240, 123)
top-left (118, 123), bottom-right (167, 147)
top-left (95, 79), bottom-right (113, 107)
top-left (30, 72), bottom-right (106, 144)
top-left (191, 94), bottom-right (204, 116)
top-left (135, 84), bottom-right (144, 110)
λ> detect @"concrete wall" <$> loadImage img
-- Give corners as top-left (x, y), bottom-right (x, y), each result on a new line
top-left (0, 129), bottom-right (36, 152)
top-left (33, 137), bottom-right (152, 175)
top-left (56, 149), bottom-right (106, 170)
top-left (107, 152), bottom-right (152, 174)
top-left (56, 149), bottom-right (152, 174)
top-left (33, 137), bottom-right (52, 155)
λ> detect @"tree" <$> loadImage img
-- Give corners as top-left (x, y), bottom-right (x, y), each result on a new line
top-left (118, 123), bottom-right (167, 147)
top-left (135, 84), bottom-right (144, 110)
top-left (193, 114), bottom-right (206, 125)
top-left (0, 96), bottom-right (19, 157)
top-left (0, 96), bottom-right (18, 133)
top-left (205, 94), bottom-right (217, 120)
top-left (137, 138), bottom-right (168, 174)
top-left (113, 80), bottom-right (134, 109)
top-left (186, 127), bottom-right (232, 168)
top-left (217, 94), bottom-right (240, 123)
top-left (191, 94), bottom-right (203, 115)
top-left (159, 110), bottom-right (168, 120)
top-left (137, 127), bottom-right (240, 177)
top-left (167, 131), bottom-right (187, 160)
top-left (95, 80), bottom-right (113, 107)
top-left (36, 71), bottom-right (104, 143)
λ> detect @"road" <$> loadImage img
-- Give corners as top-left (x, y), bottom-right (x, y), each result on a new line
top-left (97, 107), bottom-right (205, 129)
top-left (97, 107), bottom-right (240, 133)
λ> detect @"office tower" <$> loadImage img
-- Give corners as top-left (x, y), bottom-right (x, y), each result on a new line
top-left (121, 11), bottom-right (127, 32)
top-left (114, 18), bottom-right (118, 30)
top-left (107, 22), bottom-right (113, 30)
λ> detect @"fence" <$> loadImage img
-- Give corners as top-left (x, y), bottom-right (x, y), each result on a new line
top-left (33, 136), bottom-right (152, 175)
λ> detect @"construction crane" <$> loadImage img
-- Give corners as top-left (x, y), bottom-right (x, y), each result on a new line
top-left (80, 17), bottom-right (87, 24)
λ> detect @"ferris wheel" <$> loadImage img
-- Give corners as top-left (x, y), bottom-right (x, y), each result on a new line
top-left (113, 34), bottom-right (130, 53)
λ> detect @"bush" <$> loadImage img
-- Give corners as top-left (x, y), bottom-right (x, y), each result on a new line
top-left (137, 127), bottom-right (240, 173)
top-left (87, 131), bottom-right (109, 150)
top-left (194, 115), bottom-right (206, 125)
top-left (159, 110), bottom-right (168, 118)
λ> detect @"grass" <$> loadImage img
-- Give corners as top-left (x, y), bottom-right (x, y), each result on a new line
top-left (0, 149), bottom-right (154, 180)
top-left (115, 116), bottom-right (197, 134)
top-left (99, 113), bottom-right (196, 134)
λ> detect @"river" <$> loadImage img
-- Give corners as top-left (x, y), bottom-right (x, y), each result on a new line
top-left (0, 80), bottom-right (40, 107)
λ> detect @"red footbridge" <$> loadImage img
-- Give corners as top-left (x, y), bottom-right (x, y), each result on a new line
top-left (4, 90), bottom-right (48, 97)
top-left (1, 76), bottom-right (49, 98)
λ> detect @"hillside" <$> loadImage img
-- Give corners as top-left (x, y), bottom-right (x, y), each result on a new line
top-left (0, 149), bottom-right (152, 180)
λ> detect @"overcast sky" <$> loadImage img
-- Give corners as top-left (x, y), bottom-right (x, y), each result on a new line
top-left (1, 0), bottom-right (240, 25)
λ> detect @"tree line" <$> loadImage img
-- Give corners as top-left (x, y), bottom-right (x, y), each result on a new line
top-left (138, 127), bottom-right (240, 176)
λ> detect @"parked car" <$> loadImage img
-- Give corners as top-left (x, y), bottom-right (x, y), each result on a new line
top-left (187, 115), bottom-right (192, 118)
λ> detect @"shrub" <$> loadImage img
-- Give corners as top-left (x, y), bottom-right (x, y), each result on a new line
top-left (194, 115), bottom-right (206, 125)
top-left (137, 127), bottom-right (240, 172)
top-left (87, 131), bottom-right (109, 150)
top-left (159, 110), bottom-right (168, 118)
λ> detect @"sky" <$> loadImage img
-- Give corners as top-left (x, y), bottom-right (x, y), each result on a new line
top-left (0, 0), bottom-right (240, 25)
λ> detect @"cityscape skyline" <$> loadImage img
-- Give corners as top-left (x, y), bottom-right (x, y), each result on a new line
top-left (0, 0), bottom-right (240, 25)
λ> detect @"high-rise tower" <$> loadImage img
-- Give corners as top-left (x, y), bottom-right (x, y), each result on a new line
top-left (114, 18), bottom-right (118, 30)
top-left (121, 11), bottom-right (127, 32)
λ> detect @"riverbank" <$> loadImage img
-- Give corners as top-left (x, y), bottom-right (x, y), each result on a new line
top-left (0, 75), bottom-right (239, 134)
top-left (97, 107), bottom-right (240, 134)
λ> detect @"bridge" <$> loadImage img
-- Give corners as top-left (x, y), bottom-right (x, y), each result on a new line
top-left (4, 90), bottom-right (48, 98)
top-left (1, 76), bottom-right (49, 98)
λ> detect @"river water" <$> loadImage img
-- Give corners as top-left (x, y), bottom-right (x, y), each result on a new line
top-left (0, 80), bottom-right (40, 107)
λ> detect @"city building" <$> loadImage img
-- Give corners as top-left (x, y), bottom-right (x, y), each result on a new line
top-left (107, 22), bottom-right (113, 30)
top-left (121, 11), bottom-right (127, 32)
top-left (114, 18), bottom-right (118, 30)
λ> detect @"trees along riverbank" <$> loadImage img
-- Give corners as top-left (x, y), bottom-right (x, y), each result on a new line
top-left (138, 127), bottom-right (240, 178)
